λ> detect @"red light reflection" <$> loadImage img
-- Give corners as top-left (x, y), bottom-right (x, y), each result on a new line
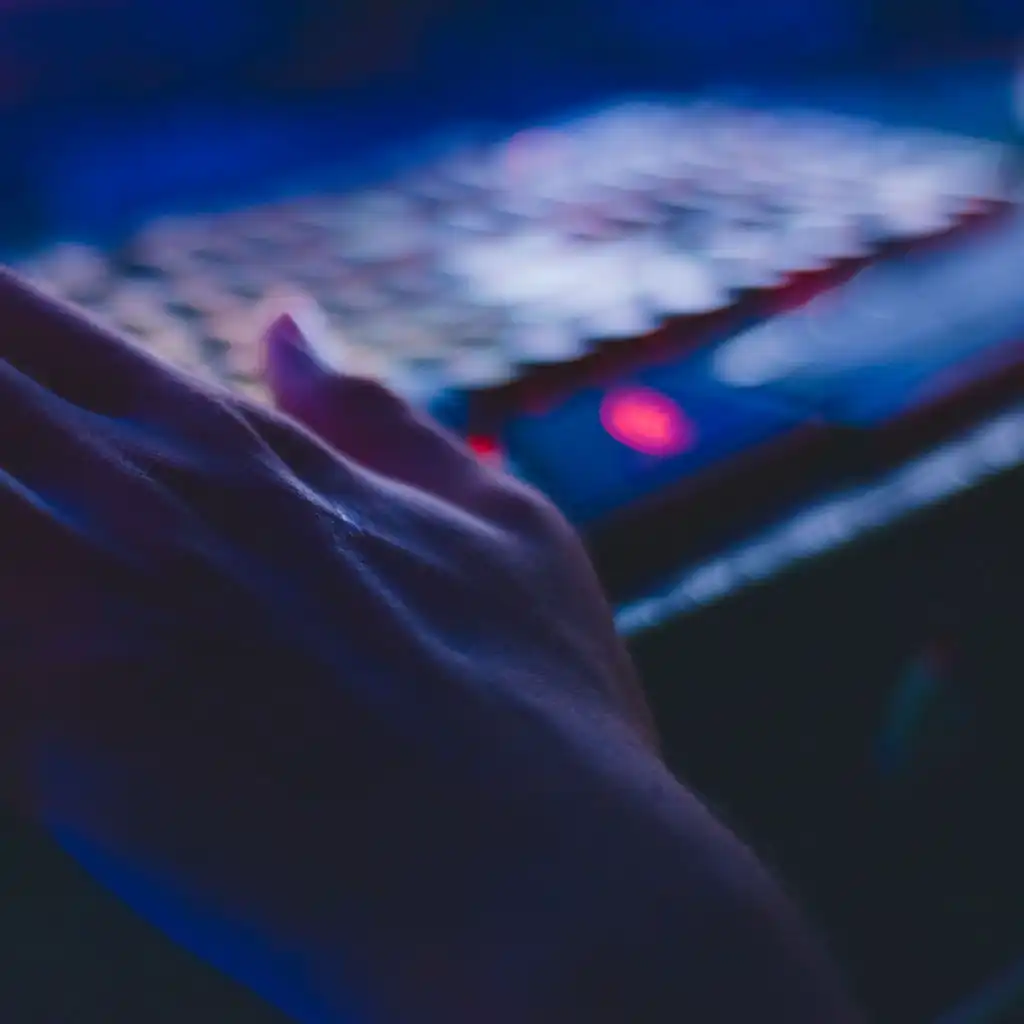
top-left (600, 387), bottom-right (695, 457)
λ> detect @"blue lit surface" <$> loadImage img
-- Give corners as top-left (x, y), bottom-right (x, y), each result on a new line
top-left (502, 354), bottom-right (815, 525)
top-left (713, 211), bottom-right (1024, 425)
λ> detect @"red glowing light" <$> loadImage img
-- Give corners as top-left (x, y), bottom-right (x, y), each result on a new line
top-left (467, 435), bottom-right (503, 464)
top-left (600, 387), bottom-right (695, 457)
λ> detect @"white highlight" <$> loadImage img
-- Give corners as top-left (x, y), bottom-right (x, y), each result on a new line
top-left (616, 406), bottom-right (1024, 634)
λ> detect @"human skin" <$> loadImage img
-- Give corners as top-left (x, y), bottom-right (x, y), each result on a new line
top-left (0, 271), bottom-right (861, 1023)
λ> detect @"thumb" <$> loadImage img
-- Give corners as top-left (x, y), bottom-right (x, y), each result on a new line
top-left (261, 303), bottom-right (485, 500)
top-left (262, 300), bottom-right (348, 433)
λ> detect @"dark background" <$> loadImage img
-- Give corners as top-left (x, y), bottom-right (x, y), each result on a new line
top-left (0, 0), bottom-right (1020, 104)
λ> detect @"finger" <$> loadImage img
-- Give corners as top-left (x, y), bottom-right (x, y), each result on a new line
top-left (263, 306), bottom-right (492, 505)
top-left (0, 268), bottom-right (239, 438)
top-left (0, 358), bottom-right (181, 560)
top-left (0, 268), bottom-right (167, 404)
top-left (0, 268), bottom-right (290, 470)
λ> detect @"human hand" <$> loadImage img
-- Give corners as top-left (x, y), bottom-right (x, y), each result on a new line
top-left (0, 271), bottom-right (858, 1023)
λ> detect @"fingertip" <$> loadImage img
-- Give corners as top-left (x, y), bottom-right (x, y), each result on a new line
top-left (263, 310), bottom-right (313, 373)
top-left (260, 301), bottom-right (455, 475)
top-left (262, 301), bottom-right (344, 405)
